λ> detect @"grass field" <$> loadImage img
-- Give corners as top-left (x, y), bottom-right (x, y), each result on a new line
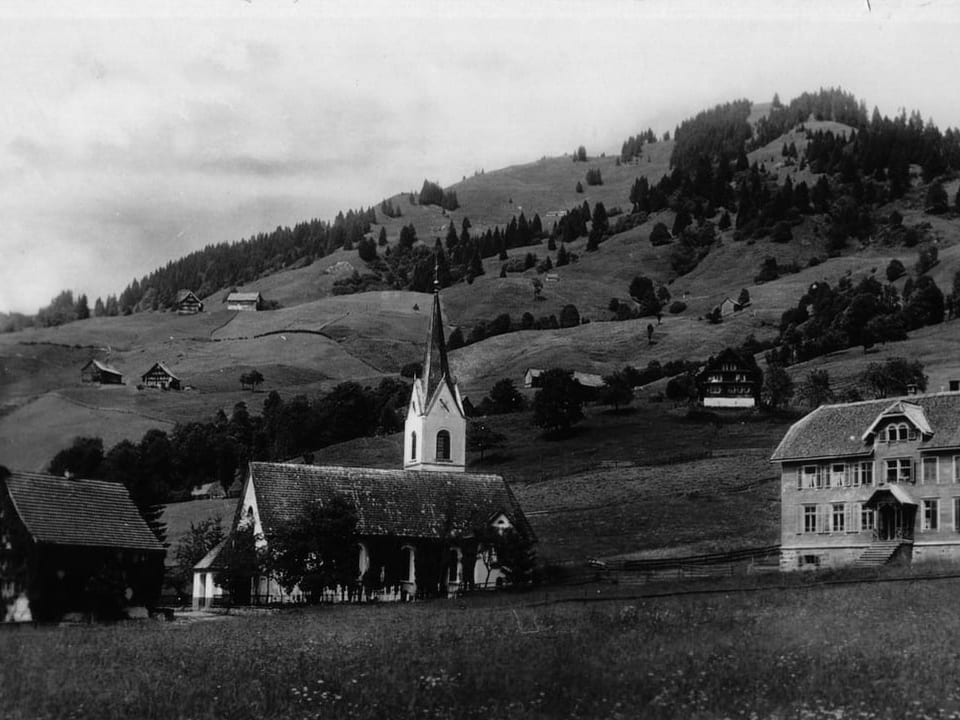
top-left (6, 572), bottom-right (960, 719)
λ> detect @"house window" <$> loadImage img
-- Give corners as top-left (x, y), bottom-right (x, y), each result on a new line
top-left (802, 465), bottom-right (821, 490)
top-left (954, 456), bottom-right (960, 483)
top-left (885, 458), bottom-right (912, 484)
top-left (803, 505), bottom-right (818, 533)
top-left (436, 430), bottom-right (451, 461)
top-left (859, 461), bottom-right (874, 487)
top-left (861, 505), bottom-right (875, 532)
top-left (954, 498), bottom-right (960, 532)
top-left (832, 504), bottom-right (845, 533)
top-left (923, 499), bottom-right (939, 531)
top-left (922, 457), bottom-right (939, 485)
top-left (830, 464), bottom-right (845, 488)
top-left (411, 432), bottom-right (417, 460)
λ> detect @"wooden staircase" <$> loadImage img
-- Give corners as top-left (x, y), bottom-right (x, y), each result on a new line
top-left (853, 541), bottom-right (903, 568)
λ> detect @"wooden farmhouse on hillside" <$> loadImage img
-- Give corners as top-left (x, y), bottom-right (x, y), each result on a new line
top-left (80, 359), bottom-right (123, 385)
top-left (696, 348), bottom-right (762, 408)
top-left (716, 296), bottom-right (745, 317)
top-left (194, 282), bottom-right (535, 609)
top-left (523, 368), bottom-right (543, 388)
top-left (141, 361), bottom-right (181, 390)
top-left (175, 290), bottom-right (204, 314)
top-left (773, 393), bottom-right (960, 572)
top-left (225, 292), bottom-right (262, 311)
top-left (0, 470), bottom-right (165, 622)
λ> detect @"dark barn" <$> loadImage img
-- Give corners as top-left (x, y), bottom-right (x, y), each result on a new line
top-left (0, 469), bottom-right (166, 622)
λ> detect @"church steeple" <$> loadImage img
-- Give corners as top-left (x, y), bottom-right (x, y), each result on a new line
top-left (403, 268), bottom-right (466, 472)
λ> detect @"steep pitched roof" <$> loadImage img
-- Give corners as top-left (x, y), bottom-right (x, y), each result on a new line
top-left (771, 393), bottom-right (960, 462)
top-left (420, 290), bottom-right (456, 406)
top-left (142, 361), bottom-right (179, 381)
top-left (247, 463), bottom-right (534, 542)
top-left (2, 471), bottom-right (165, 552)
top-left (82, 359), bottom-right (122, 376)
top-left (176, 289), bottom-right (201, 303)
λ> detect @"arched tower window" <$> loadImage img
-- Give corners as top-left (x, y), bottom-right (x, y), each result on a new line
top-left (436, 430), bottom-right (451, 461)
top-left (411, 432), bottom-right (417, 460)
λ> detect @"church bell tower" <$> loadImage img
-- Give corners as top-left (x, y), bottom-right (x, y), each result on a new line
top-left (403, 278), bottom-right (466, 472)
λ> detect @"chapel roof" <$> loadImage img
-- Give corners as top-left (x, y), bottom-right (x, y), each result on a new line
top-left (1, 471), bottom-right (165, 552)
top-left (771, 392), bottom-right (960, 462)
top-left (245, 462), bottom-right (534, 542)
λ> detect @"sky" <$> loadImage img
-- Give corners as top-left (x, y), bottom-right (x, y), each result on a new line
top-left (0, 0), bottom-right (957, 314)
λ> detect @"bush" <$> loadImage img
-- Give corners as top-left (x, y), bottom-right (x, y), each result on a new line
top-left (668, 301), bottom-right (687, 314)
top-left (585, 168), bottom-right (603, 186)
top-left (649, 222), bottom-right (671, 246)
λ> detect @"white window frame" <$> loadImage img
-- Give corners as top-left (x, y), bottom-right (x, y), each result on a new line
top-left (832, 503), bottom-right (845, 533)
top-left (954, 497), bottom-right (960, 532)
top-left (885, 458), bottom-right (912, 484)
top-left (923, 499), bottom-right (939, 531)
top-left (860, 504), bottom-right (875, 532)
top-left (830, 463), bottom-right (846, 488)
top-left (802, 465), bottom-right (820, 490)
top-left (953, 456), bottom-right (960, 483)
top-left (803, 505), bottom-right (817, 534)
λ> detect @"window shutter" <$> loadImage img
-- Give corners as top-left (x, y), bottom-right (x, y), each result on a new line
top-left (796, 468), bottom-right (802, 491)
top-left (846, 503), bottom-right (854, 533)
top-left (797, 506), bottom-right (803, 535)
top-left (820, 505), bottom-right (829, 534)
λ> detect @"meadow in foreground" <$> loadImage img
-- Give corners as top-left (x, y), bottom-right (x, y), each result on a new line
top-left (4, 577), bottom-right (960, 720)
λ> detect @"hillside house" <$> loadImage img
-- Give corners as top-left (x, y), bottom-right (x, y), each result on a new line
top-left (141, 361), bottom-right (181, 390)
top-left (194, 281), bottom-right (534, 609)
top-left (523, 368), bottom-right (543, 388)
top-left (175, 290), bottom-right (204, 314)
top-left (190, 482), bottom-right (225, 500)
top-left (80, 359), bottom-right (123, 385)
top-left (716, 297), bottom-right (744, 317)
top-left (226, 292), bottom-right (262, 311)
top-left (0, 470), bottom-right (165, 622)
top-left (696, 348), bottom-right (762, 408)
top-left (773, 393), bottom-right (960, 571)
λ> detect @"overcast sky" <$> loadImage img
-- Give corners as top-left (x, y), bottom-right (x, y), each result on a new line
top-left (0, 0), bottom-right (956, 314)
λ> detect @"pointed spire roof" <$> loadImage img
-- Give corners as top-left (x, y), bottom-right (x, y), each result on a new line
top-left (422, 288), bottom-right (454, 404)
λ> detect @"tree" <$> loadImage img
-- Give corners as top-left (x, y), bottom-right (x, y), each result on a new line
top-left (265, 495), bottom-right (359, 601)
top-left (600, 371), bottom-right (634, 411)
top-left (531, 278), bottom-right (544, 300)
top-left (799, 369), bottom-right (834, 408)
top-left (927, 180), bottom-right (949, 213)
top-left (171, 515), bottom-right (225, 598)
top-left (649, 222), bottom-right (671, 246)
top-left (762, 365), bottom-right (794, 411)
top-left (647, 323), bottom-right (654, 344)
top-left (861, 358), bottom-right (927, 398)
top-left (467, 421), bottom-right (507, 462)
top-left (575, 145), bottom-right (587, 162)
top-left (240, 370), bottom-right (265, 391)
top-left (532, 369), bottom-right (584, 435)
top-left (217, 523), bottom-right (262, 606)
top-left (559, 304), bottom-right (580, 328)
top-left (575, 181), bottom-right (584, 194)
top-left (485, 378), bottom-right (525, 415)
top-left (886, 258), bottom-right (906, 282)
top-left (737, 288), bottom-right (750, 307)
top-left (48, 436), bottom-right (104, 478)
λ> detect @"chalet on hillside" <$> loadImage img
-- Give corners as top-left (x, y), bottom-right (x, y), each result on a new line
top-left (141, 362), bottom-right (181, 390)
top-left (190, 482), bottom-right (225, 500)
top-left (0, 470), bottom-right (165, 622)
top-left (773, 393), bottom-right (960, 572)
top-left (225, 292), bottom-right (262, 311)
top-left (523, 368), bottom-right (543, 388)
top-left (175, 290), bottom-right (204, 314)
top-left (696, 348), bottom-right (762, 408)
top-left (716, 296), bottom-right (745, 317)
top-left (80, 359), bottom-right (123, 385)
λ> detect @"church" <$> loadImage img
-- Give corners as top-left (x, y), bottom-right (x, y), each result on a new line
top-left (193, 283), bottom-right (534, 608)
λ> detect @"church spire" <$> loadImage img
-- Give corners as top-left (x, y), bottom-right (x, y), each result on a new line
top-left (421, 274), bottom-right (452, 404)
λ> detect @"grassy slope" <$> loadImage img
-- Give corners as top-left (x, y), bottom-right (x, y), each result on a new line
top-left (7, 575), bottom-right (960, 719)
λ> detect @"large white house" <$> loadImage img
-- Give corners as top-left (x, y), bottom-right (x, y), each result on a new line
top-left (773, 393), bottom-right (960, 571)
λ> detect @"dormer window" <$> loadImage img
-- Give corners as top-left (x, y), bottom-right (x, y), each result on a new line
top-left (885, 423), bottom-right (912, 442)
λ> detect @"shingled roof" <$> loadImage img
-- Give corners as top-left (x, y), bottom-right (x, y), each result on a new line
top-left (246, 462), bottom-right (534, 542)
top-left (2, 471), bottom-right (165, 552)
top-left (771, 393), bottom-right (960, 462)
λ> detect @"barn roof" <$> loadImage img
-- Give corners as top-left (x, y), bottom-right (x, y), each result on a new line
top-left (246, 462), bottom-right (534, 542)
top-left (771, 393), bottom-right (960, 462)
top-left (226, 292), bottom-right (262, 302)
top-left (176, 289), bottom-right (201, 303)
top-left (2, 471), bottom-right (165, 552)
top-left (142, 361), bottom-right (179, 381)
top-left (82, 359), bottom-right (122, 376)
